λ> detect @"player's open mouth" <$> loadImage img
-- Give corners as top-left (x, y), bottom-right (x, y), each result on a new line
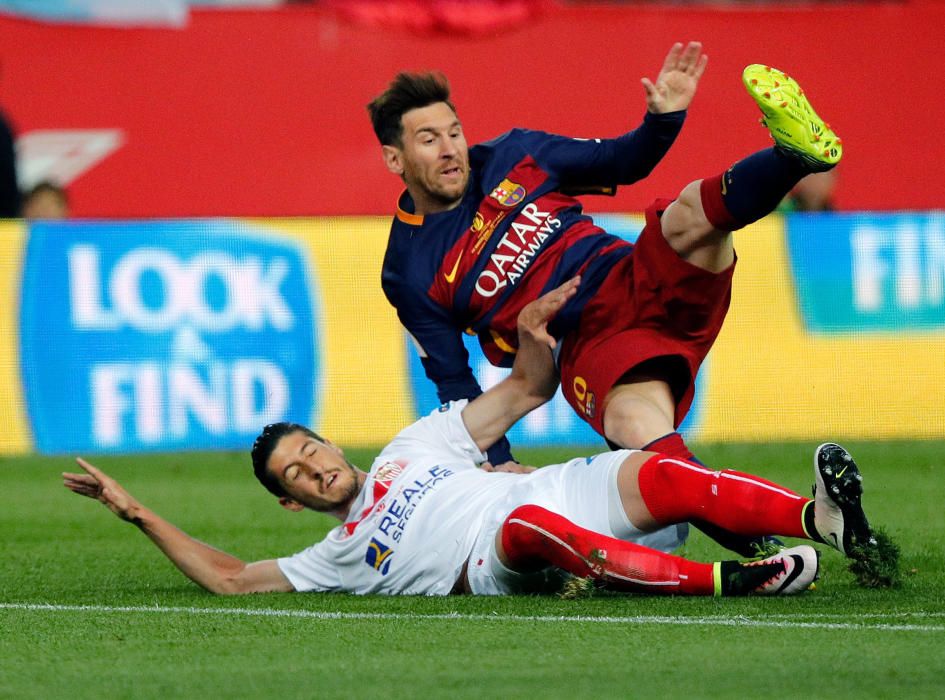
top-left (326, 473), bottom-right (337, 489)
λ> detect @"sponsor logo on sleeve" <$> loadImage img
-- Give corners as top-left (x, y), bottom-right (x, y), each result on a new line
top-left (365, 538), bottom-right (394, 575)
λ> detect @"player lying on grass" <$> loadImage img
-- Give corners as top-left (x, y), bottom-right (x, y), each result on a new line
top-left (64, 279), bottom-right (884, 597)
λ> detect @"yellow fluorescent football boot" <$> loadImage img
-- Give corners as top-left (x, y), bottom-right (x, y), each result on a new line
top-left (743, 64), bottom-right (842, 171)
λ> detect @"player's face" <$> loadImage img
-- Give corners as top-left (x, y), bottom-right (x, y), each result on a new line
top-left (266, 431), bottom-right (362, 514)
top-left (386, 102), bottom-right (469, 215)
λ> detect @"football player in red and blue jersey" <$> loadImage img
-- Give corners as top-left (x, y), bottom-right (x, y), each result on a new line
top-left (370, 46), bottom-right (842, 556)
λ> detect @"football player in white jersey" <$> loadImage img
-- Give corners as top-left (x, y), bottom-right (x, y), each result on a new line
top-left (64, 277), bottom-right (879, 597)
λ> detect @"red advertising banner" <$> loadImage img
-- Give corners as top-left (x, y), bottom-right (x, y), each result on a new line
top-left (1, 1), bottom-right (940, 217)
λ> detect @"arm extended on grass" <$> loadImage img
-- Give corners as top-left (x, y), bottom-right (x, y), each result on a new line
top-left (62, 458), bottom-right (294, 595)
top-left (462, 277), bottom-right (580, 453)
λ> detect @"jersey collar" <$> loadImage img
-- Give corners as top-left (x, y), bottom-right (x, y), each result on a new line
top-left (395, 190), bottom-right (424, 225)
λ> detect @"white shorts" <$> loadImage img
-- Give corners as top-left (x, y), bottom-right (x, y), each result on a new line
top-left (465, 450), bottom-right (688, 595)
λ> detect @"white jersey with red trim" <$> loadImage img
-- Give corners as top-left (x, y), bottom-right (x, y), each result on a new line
top-left (277, 401), bottom-right (518, 595)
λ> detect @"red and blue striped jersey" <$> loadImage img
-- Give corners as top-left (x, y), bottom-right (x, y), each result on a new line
top-left (382, 110), bottom-right (685, 462)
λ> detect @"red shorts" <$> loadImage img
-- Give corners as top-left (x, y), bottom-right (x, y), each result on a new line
top-left (558, 198), bottom-right (735, 436)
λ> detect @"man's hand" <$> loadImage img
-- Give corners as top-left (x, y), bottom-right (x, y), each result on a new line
top-left (461, 277), bottom-right (580, 454)
top-left (63, 458), bottom-right (143, 523)
top-left (511, 275), bottom-right (581, 400)
top-left (63, 457), bottom-right (293, 594)
top-left (516, 275), bottom-right (581, 353)
top-left (642, 41), bottom-right (708, 114)
top-left (481, 460), bottom-right (537, 474)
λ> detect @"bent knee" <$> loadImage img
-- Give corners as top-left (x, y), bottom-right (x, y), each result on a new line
top-left (661, 182), bottom-right (712, 243)
top-left (661, 181), bottom-right (734, 270)
top-left (498, 504), bottom-right (558, 571)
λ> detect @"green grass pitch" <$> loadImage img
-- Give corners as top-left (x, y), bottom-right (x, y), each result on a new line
top-left (2, 440), bottom-right (943, 699)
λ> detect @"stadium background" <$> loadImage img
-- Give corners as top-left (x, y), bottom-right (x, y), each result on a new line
top-left (0, 0), bottom-right (942, 455)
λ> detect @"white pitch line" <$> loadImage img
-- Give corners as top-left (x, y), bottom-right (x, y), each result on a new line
top-left (1, 602), bottom-right (944, 632)
top-left (757, 611), bottom-right (945, 620)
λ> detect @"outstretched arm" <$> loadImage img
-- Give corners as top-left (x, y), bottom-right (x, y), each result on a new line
top-left (462, 277), bottom-right (580, 452)
top-left (642, 41), bottom-right (708, 114)
top-left (535, 42), bottom-right (707, 189)
top-left (62, 458), bottom-right (293, 595)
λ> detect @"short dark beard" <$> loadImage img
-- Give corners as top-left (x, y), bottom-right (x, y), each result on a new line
top-left (337, 460), bottom-right (362, 508)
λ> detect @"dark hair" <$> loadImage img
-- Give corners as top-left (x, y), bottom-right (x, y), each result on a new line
top-left (251, 422), bottom-right (325, 498)
top-left (23, 179), bottom-right (68, 206)
top-left (367, 71), bottom-right (455, 147)
top-left (25, 179), bottom-right (66, 198)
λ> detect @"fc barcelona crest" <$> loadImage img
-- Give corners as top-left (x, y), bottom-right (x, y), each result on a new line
top-left (489, 178), bottom-right (526, 207)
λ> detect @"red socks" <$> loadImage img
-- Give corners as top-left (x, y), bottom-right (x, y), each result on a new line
top-left (501, 504), bottom-right (715, 595)
top-left (637, 454), bottom-right (810, 538)
top-left (642, 432), bottom-right (698, 462)
top-left (699, 174), bottom-right (741, 231)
